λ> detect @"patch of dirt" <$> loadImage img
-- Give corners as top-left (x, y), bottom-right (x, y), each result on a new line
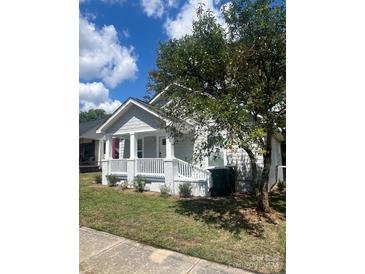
top-left (239, 208), bottom-right (285, 225)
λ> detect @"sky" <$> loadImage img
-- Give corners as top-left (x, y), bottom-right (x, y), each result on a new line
top-left (79, 0), bottom-right (227, 113)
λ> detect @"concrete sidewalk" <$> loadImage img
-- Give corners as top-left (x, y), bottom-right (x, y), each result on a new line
top-left (80, 227), bottom-right (253, 274)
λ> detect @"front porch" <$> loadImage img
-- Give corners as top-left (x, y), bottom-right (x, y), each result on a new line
top-left (100, 131), bottom-right (211, 196)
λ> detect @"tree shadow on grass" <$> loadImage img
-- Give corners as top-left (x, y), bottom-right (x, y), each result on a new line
top-left (172, 193), bottom-right (286, 239)
top-left (269, 192), bottom-right (286, 215)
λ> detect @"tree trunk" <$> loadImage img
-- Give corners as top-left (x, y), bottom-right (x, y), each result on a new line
top-left (256, 134), bottom-right (272, 213)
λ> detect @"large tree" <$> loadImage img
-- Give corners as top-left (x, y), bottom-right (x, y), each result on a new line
top-left (79, 109), bottom-right (108, 123)
top-left (148, 0), bottom-right (285, 212)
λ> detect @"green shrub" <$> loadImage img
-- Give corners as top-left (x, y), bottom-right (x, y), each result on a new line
top-left (106, 175), bottom-right (118, 187)
top-left (179, 182), bottom-right (192, 198)
top-left (277, 180), bottom-right (286, 192)
top-left (94, 174), bottom-right (102, 184)
top-left (160, 184), bottom-right (170, 197)
top-left (133, 176), bottom-right (145, 192)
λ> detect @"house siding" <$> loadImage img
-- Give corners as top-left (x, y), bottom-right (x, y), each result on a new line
top-left (268, 137), bottom-right (283, 189)
top-left (105, 105), bottom-right (165, 134)
top-left (224, 136), bottom-right (282, 192)
top-left (174, 134), bottom-right (194, 163)
top-left (225, 147), bottom-right (264, 192)
top-left (144, 136), bottom-right (157, 158)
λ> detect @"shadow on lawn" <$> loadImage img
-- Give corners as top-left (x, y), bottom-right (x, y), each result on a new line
top-left (173, 193), bottom-right (286, 238)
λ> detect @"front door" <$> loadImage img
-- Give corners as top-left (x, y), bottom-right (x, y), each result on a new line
top-left (159, 137), bottom-right (166, 158)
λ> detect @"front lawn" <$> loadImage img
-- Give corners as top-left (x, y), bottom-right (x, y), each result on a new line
top-left (80, 172), bottom-right (286, 273)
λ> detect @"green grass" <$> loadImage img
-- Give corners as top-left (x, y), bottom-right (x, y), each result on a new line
top-left (80, 172), bottom-right (286, 273)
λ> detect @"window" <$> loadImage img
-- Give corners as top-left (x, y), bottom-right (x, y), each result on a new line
top-left (208, 150), bottom-right (224, 167)
top-left (207, 135), bottom-right (224, 167)
top-left (137, 138), bottom-right (143, 158)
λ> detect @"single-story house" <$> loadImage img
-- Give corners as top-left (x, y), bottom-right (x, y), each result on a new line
top-left (93, 93), bottom-right (284, 196)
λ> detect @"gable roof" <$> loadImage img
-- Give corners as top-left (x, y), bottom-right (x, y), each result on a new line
top-left (79, 116), bottom-right (110, 138)
top-left (96, 97), bottom-right (169, 133)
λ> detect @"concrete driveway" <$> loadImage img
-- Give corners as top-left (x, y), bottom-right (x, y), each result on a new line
top-left (80, 227), bottom-right (253, 274)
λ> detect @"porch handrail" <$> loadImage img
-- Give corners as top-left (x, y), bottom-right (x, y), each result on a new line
top-left (136, 158), bottom-right (164, 176)
top-left (176, 159), bottom-right (210, 181)
top-left (109, 159), bottom-right (128, 173)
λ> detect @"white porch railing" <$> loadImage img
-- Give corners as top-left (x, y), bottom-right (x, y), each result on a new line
top-left (176, 159), bottom-right (210, 181)
top-left (109, 159), bottom-right (128, 174)
top-left (136, 158), bottom-right (164, 177)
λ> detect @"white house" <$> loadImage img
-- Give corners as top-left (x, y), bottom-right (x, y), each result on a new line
top-left (95, 95), bottom-right (284, 196)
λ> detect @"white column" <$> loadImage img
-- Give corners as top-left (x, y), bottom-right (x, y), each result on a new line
top-left (166, 135), bottom-right (174, 159)
top-left (130, 133), bottom-right (136, 159)
top-left (164, 135), bottom-right (175, 194)
top-left (127, 133), bottom-right (136, 184)
top-left (105, 135), bottom-right (112, 160)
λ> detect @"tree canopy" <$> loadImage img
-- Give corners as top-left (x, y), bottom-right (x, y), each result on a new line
top-left (148, 0), bottom-right (285, 212)
top-left (79, 109), bottom-right (108, 123)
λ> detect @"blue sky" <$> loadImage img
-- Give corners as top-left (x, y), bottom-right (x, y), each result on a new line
top-left (79, 0), bottom-right (227, 113)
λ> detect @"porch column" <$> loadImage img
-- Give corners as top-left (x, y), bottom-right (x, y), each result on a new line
top-left (105, 135), bottom-right (112, 160)
top-left (127, 133), bottom-right (136, 184)
top-left (166, 135), bottom-right (174, 159)
top-left (98, 139), bottom-right (103, 163)
top-left (129, 133), bottom-right (136, 159)
top-left (164, 135), bottom-right (176, 194)
top-left (101, 135), bottom-right (112, 185)
top-left (101, 160), bottom-right (108, 185)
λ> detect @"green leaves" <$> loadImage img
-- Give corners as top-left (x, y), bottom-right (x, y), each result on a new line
top-left (79, 109), bottom-right (108, 123)
top-left (148, 0), bottom-right (285, 155)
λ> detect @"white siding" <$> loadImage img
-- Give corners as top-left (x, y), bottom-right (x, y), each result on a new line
top-left (174, 134), bottom-right (194, 163)
top-left (224, 137), bottom-right (282, 192)
top-left (123, 138), bottom-right (130, 158)
top-left (268, 136), bottom-right (283, 189)
top-left (106, 105), bottom-right (165, 134)
top-left (144, 136), bottom-right (157, 158)
top-left (225, 147), bottom-right (263, 192)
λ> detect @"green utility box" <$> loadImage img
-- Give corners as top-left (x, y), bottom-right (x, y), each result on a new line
top-left (208, 167), bottom-right (236, 196)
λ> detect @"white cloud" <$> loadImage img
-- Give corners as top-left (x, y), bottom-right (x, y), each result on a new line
top-left (164, 0), bottom-right (226, 39)
top-left (79, 82), bottom-right (109, 105)
top-left (140, 0), bottom-right (165, 18)
top-left (79, 82), bottom-right (122, 113)
top-left (79, 15), bottom-right (138, 88)
top-left (167, 0), bottom-right (179, 7)
top-left (81, 100), bottom-right (122, 114)
top-left (122, 29), bottom-right (130, 38)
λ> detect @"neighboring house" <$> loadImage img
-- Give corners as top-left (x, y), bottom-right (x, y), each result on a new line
top-left (95, 94), bottom-right (284, 196)
top-left (79, 117), bottom-right (109, 172)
